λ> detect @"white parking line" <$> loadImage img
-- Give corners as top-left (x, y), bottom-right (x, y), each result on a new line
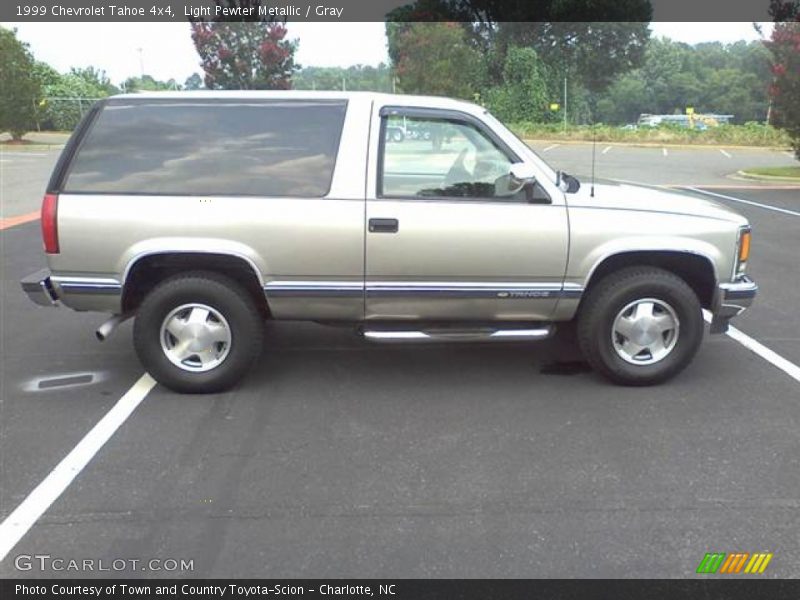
top-left (602, 146), bottom-right (612, 155)
top-left (0, 373), bottom-right (156, 561)
top-left (719, 149), bottom-right (732, 158)
top-left (543, 144), bottom-right (560, 152)
top-left (662, 148), bottom-right (668, 157)
top-left (703, 311), bottom-right (800, 384)
top-left (686, 187), bottom-right (800, 217)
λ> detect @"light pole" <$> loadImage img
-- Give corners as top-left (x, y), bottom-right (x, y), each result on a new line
top-left (563, 75), bottom-right (568, 133)
top-left (137, 47), bottom-right (145, 78)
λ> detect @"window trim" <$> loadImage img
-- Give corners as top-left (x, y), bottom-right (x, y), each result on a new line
top-left (58, 98), bottom-right (349, 199)
top-left (48, 99), bottom-right (107, 194)
top-left (377, 106), bottom-right (547, 204)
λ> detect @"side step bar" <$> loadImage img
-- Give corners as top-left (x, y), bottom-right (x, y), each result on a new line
top-left (362, 326), bottom-right (554, 343)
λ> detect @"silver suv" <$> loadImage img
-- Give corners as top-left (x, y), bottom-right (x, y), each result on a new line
top-left (21, 91), bottom-right (757, 392)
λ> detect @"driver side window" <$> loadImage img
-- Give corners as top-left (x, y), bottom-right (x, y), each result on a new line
top-left (379, 114), bottom-right (527, 201)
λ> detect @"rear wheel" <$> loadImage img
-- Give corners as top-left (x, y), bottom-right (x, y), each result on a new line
top-left (133, 272), bottom-right (264, 393)
top-left (577, 267), bottom-right (703, 385)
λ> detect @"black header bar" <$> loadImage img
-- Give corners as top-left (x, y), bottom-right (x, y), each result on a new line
top-left (2, 0), bottom-right (781, 23)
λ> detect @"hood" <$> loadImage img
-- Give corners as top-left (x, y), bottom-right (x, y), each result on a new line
top-left (567, 181), bottom-right (748, 225)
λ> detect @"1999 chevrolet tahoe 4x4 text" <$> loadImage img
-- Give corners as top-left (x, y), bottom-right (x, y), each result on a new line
top-left (21, 92), bottom-right (758, 393)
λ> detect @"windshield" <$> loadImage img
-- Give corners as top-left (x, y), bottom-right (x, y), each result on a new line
top-left (481, 110), bottom-right (560, 185)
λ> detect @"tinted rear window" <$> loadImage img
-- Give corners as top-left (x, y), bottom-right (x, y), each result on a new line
top-left (63, 99), bottom-right (347, 197)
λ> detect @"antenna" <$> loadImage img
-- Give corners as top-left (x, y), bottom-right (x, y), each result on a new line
top-left (590, 126), bottom-right (597, 198)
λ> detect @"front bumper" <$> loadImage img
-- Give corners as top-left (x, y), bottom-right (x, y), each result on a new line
top-left (20, 268), bottom-right (60, 306)
top-left (709, 275), bottom-right (758, 334)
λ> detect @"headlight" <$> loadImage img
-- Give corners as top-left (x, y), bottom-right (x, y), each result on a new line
top-left (735, 226), bottom-right (751, 278)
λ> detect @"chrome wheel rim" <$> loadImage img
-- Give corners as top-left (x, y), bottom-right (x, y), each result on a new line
top-left (160, 303), bottom-right (232, 372)
top-left (611, 298), bottom-right (680, 365)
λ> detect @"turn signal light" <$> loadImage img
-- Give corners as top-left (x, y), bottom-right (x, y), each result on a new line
top-left (738, 229), bottom-right (751, 263)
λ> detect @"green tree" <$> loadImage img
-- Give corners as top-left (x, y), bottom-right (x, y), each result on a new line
top-left (0, 26), bottom-right (41, 140)
top-left (496, 22), bottom-right (651, 98)
top-left (483, 47), bottom-right (549, 122)
top-left (70, 66), bottom-right (119, 96)
top-left (40, 72), bottom-right (110, 130)
top-left (190, 1), bottom-right (298, 90)
top-left (386, 1), bottom-right (651, 120)
top-left (766, 20), bottom-right (800, 159)
top-left (122, 74), bottom-right (180, 92)
top-left (33, 61), bottom-right (61, 87)
top-left (293, 64), bottom-right (392, 92)
top-left (595, 75), bottom-right (650, 124)
top-left (391, 22), bottom-right (485, 99)
top-left (594, 38), bottom-right (772, 125)
top-left (388, 1), bottom-right (650, 92)
top-left (184, 73), bottom-right (204, 90)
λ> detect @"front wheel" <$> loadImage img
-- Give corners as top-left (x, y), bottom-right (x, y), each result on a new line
top-left (133, 272), bottom-right (264, 393)
top-left (577, 267), bottom-right (704, 386)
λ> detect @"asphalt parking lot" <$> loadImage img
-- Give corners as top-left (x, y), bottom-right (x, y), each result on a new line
top-left (1, 144), bottom-right (799, 578)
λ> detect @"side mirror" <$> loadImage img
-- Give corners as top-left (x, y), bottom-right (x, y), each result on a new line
top-left (505, 162), bottom-right (537, 200)
top-left (509, 162), bottom-right (537, 184)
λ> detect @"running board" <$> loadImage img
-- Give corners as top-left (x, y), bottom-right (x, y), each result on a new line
top-left (362, 325), bottom-right (554, 343)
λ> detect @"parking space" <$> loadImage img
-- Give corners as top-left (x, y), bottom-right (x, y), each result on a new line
top-left (530, 141), bottom-right (797, 187)
top-left (684, 188), bottom-right (800, 367)
top-left (1, 146), bottom-right (799, 578)
top-left (1, 222), bottom-right (145, 522)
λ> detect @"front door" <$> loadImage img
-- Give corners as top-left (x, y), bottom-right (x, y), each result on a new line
top-left (365, 107), bottom-right (569, 321)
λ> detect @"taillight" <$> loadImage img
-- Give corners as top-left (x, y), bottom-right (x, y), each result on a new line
top-left (41, 193), bottom-right (59, 254)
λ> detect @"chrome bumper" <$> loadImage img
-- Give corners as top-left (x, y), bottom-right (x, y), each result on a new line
top-left (709, 276), bottom-right (758, 334)
top-left (20, 268), bottom-right (60, 307)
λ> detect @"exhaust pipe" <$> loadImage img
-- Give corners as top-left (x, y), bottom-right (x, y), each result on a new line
top-left (95, 314), bottom-right (131, 342)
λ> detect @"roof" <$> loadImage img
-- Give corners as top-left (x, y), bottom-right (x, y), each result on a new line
top-left (108, 90), bottom-right (482, 112)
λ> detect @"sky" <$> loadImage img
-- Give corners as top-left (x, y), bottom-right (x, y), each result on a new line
top-left (3, 21), bottom-right (773, 86)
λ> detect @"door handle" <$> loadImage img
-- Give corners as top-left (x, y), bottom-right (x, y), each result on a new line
top-left (369, 218), bottom-right (399, 233)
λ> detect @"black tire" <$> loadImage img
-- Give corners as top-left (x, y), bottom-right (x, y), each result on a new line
top-left (576, 267), bottom-right (703, 386)
top-left (133, 272), bottom-right (264, 393)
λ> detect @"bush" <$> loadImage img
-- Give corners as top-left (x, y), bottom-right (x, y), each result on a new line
top-left (507, 122), bottom-right (791, 147)
top-left (40, 73), bottom-right (106, 131)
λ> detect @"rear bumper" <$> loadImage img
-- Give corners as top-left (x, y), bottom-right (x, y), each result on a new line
top-left (20, 268), bottom-right (60, 307)
top-left (709, 275), bottom-right (758, 334)
top-left (20, 269), bottom-right (123, 312)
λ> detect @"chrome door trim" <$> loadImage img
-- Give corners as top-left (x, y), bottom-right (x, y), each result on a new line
top-left (264, 280), bottom-right (364, 297)
top-left (51, 276), bottom-right (122, 295)
top-left (367, 282), bottom-right (562, 299)
top-left (561, 282), bottom-right (584, 299)
top-left (263, 280), bottom-right (583, 300)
